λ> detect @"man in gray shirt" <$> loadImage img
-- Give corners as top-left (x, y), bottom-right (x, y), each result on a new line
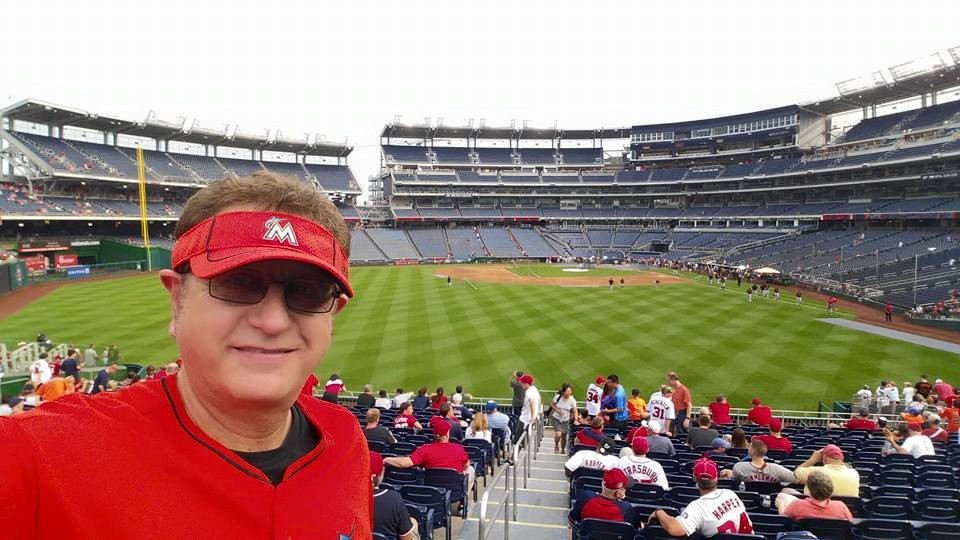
top-left (687, 414), bottom-right (719, 449)
top-left (644, 420), bottom-right (676, 456)
top-left (721, 439), bottom-right (795, 485)
top-left (509, 371), bottom-right (525, 413)
top-left (84, 344), bottom-right (98, 366)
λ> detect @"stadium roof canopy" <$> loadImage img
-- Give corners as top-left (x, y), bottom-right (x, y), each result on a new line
top-left (800, 47), bottom-right (960, 116)
top-left (380, 121), bottom-right (630, 141)
top-left (0, 99), bottom-right (351, 157)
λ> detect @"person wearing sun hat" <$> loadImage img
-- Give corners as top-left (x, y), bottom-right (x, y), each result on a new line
top-left (792, 444), bottom-right (860, 497)
top-left (0, 172), bottom-right (371, 538)
top-left (569, 467), bottom-right (637, 525)
top-left (650, 457), bottom-right (754, 536)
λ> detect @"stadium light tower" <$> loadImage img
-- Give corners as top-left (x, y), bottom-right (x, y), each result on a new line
top-left (913, 246), bottom-right (938, 306)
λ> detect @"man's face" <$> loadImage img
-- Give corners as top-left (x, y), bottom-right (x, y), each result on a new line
top-left (161, 259), bottom-right (346, 407)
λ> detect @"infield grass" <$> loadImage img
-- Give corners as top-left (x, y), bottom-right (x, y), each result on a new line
top-left (0, 264), bottom-right (955, 410)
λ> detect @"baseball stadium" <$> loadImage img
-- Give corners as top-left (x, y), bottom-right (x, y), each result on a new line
top-left (2, 17), bottom-right (960, 540)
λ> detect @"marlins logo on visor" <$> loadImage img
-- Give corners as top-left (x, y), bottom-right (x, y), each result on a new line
top-left (262, 216), bottom-right (299, 246)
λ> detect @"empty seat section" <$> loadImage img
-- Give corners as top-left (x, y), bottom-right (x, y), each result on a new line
top-left (560, 147), bottom-right (602, 164)
top-left (366, 229), bottom-right (419, 259)
top-left (479, 228), bottom-right (522, 257)
top-left (510, 228), bottom-right (559, 257)
top-left (446, 228), bottom-right (485, 259)
top-left (406, 229), bottom-right (449, 258)
top-left (349, 230), bottom-right (387, 261)
top-left (518, 148), bottom-right (556, 165)
top-left (305, 164), bottom-right (357, 191)
top-left (382, 145), bottom-right (429, 163)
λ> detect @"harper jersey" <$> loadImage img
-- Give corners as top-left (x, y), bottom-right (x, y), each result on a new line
top-left (616, 455), bottom-right (669, 489)
top-left (585, 383), bottom-right (603, 416)
top-left (565, 449), bottom-right (619, 473)
top-left (647, 394), bottom-right (676, 423)
top-left (0, 373), bottom-right (372, 539)
top-left (676, 489), bottom-right (754, 537)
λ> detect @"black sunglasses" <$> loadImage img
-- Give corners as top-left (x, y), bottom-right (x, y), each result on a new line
top-left (208, 268), bottom-right (340, 314)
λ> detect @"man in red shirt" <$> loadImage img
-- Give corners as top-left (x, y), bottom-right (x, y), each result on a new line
top-left (754, 418), bottom-right (792, 454)
top-left (845, 409), bottom-right (877, 431)
top-left (384, 418), bottom-right (476, 499)
top-left (393, 401), bottom-right (423, 429)
top-left (569, 468), bottom-right (636, 525)
top-left (0, 173), bottom-right (371, 539)
top-left (884, 303), bottom-right (894, 322)
top-left (575, 416), bottom-right (607, 447)
top-left (922, 416), bottom-right (949, 443)
top-left (746, 397), bottom-right (773, 426)
top-left (933, 379), bottom-right (954, 403)
top-left (709, 395), bottom-right (732, 425)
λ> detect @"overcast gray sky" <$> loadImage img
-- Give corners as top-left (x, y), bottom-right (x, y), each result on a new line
top-left (3, 0), bottom-right (959, 195)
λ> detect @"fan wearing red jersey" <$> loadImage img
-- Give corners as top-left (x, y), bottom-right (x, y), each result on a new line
top-left (0, 173), bottom-right (371, 539)
top-left (650, 458), bottom-right (753, 537)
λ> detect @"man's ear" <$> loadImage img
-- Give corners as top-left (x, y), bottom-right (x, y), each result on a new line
top-left (334, 294), bottom-right (349, 315)
top-left (159, 270), bottom-right (184, 337)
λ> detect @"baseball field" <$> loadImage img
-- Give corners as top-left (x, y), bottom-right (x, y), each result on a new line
top-left (0, 264), bottom-right (955, 411)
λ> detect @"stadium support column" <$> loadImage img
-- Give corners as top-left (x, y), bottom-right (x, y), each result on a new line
top-left (136, 146), bottom-right (153, 271)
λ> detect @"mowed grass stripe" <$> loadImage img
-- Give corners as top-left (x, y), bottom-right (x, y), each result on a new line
top-left (0, 265), bottom-right (955, 410)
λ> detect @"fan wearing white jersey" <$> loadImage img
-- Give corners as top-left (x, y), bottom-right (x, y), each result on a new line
top-left (649, 458), bottom-right (753, 537)
top-left (564, 437), bottom-right (620, 477)
top-left (616, 436), bottom-right (669, 489)
top-left (585, 376), bottom-right (604, 418)
top-left (647, 385), bottom-right (676, 430)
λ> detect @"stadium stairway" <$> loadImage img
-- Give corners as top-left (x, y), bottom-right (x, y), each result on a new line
top-left (456, 425), bottom-right (569, 540)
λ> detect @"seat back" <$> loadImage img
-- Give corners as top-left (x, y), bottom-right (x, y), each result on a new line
top-left (424, 467), bottom-right (467, 505)
top-left (576, 518), bottom-right (638, 540)
top-left (400, 484), bottom-right (450, 531)
top-left (916, 522), bottom-right (960, 540)
top-left (744, 481), bottom-right (782, 495)
top-left (405, 503), bottom-right (434, 540)
top-left (915, 497), bottom-right (960, 522)
top-left (795, 517), bottom-right (854, 540)
top-left (384, 466), bottom-right (424, 486)
top-left (867, 495), bottom-right (911, 519)
top-left (852, 518), bottom-right (913, 540)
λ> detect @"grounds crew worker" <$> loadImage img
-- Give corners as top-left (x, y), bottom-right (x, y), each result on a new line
top-left (0, 172), bottom-right (372, 539)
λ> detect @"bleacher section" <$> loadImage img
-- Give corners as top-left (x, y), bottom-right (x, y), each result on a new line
top-left (478, 228), bottom-right (522, 257)
top-left (407, 229), bottom-right (450, 259)
top-left (349, 229), bottom-right (387, 261)
top-left (446, 228), bottom-right (486, 259)
top-left (365, 229), bottom-right (420, 260)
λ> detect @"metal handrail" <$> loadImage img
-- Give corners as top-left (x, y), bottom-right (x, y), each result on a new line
top-left (477, 455), bottom-right (512, 540)
top-left (511, 424), bottom-right (530, 521)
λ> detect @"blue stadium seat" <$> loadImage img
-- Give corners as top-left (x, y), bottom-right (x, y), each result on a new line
top-left (795, 517), bottom-right (854, 540)
top-left (424, 468), bottom-right (470, 518)
top-left (400, 485), bottom-right (451, 540)
top-left (915, 522), bottom-right (960, 540)
top-left (405, 503), bottom-right (434, 540)
top-left (866, 495), bottom-right (911, 519)
top-left (575, 518), bottom-right (640, 540)
top-left (913, 497), bottom-right (960, 522)
top-left (851, 518), bottom-right (912, 540)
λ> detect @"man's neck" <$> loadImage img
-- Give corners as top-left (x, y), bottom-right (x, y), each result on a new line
top-left (750, 457), bottom-right (765, 467)
top-left (176, 370), bottom-right (293, 452)
top-left (366, 422), bottom-right (378, 429)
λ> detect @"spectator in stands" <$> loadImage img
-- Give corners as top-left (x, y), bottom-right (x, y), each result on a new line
top-left (776, 470), bottom-right (853, 522)
top-left (29, 353), bottom-right (52, 387)
top-left (484, 401), bottom-right (511, 442)
top-left (644, 420), bottom-right (676, 457)
top-left (0, 173), bottom-right (372, 537)
top-left (792, 444), bottom-right (860, 497)
top-left (753, 418), bottom-right (792, 454)
top-left (585, 376), bottom-right (604, 420)
top-left (688, 414), bottom-right (720, 450)
top-left (465, 411), bottom-right (491, 442)
top-left (947, 387), bottom-right (960, 408)
top-left (298, 371), bottom-right (317, 397)
top-left (915, 375), bottom-right (933, 400)
top-left (649, 458), bottom-right (754, 537)
top-left (509, 371), bottom-right (526, 412)
top-left (324, 373), bottom-right (345, 395)
top-left (901, 403), bottom-right (924, 424)
top-left (883, 381), bottom-right (900, 409)
top-left (438, 403), bottom-right (464, 441)
top-left (569, 468), bottom-right (636, 525)
top-left (370, 452), bottom-right (417, 540)
top-left (549, 383), bottom-right (578, 453)
top-left (35, 374), bottom-right (74, 402)
top-left (84, 344), bottom-right (98, 367)
top-left (430, 387), bottom-right (447, 409)
top-left (120, 367), bottom-right (141, 387)
top-left (565, 436), bottom-right (619, 477)
top-left (709, 395), bottom-right (732, 425)
top-left (575, 416), bottom-right (607, 448)
top-left (392, 387), bottom-right (413, 409)
top-left (721, 439), bottom-right (794, 485)
top-left (887, 422), bottom-right (936, 458)
top-left (363, 409), bottom-right (396, 446)
top-left (60, 348), bottom-right (81, 383)
top-left (356, 384), bottom-right (376, 408)
top-left (746, 397), bottom-right (772, 426)
top-left (881, 424), bottom-right (908, 458)
top-left (392, 402), bottom-right (422, 430)
top-left (728, 427), bottom-right (749, 450)
top-left (450, 393), bottom-right (473, 422)
top-left (707, 437), bottom-right (731, 459)
top-left (384, 419), bottom-right (475, 500)
top-left (599, 381), bottom-right (617, 424)
top-left (933, 378), bottom-right (953, 403)
top-left (618, 436), bottom-right (668, 489)
top-left (374, 390), bottom-right (392, 409)
top-left (453, 384), bottom-right (473, 402)
top-left (412, 386), bottom-right (429, 410)
top-left (902, 381), bottom-right (915, 404)
top-left (845, 409), bottom-right (877, 430)
top-left (854, 385), bottom-right (872, 409)
top-left (942, 396), bottom-right (960, 434)
top-left (91, 364), bottom-right (122, 395)
top-left (922, 415), bottom-right (948, 443)
top-left (627, 388), bottom-right (649, 421)
top-left (647, 385), bottom-right (676, 432)
top-left (667, 372), bottom-right (691, 435)
top-left (517, 374), bottom-right (540, 443)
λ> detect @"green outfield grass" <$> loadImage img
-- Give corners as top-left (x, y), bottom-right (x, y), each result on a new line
top-left (0, 265), bottom-right (955, 410)
top-left (508, 264), bottom-right (643, 278)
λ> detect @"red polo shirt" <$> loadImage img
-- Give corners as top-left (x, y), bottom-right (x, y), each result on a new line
top-left (845, 417), bottom-right (877, 430)
top-left (409, 440), bottom-right (468, 472)
top-left (754, 434), bottom-right (792, 454)
top-left (0, 373), bottom-right (372, 539)
top-left (747, 405), bottom-right (773, 426)
top-left (709, 402), bottom-right (732, 424)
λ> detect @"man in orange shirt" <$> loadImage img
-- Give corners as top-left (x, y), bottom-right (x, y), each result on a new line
top-left (667, 372), bottom-right (692, 435)
top-left (35, 376), bottom-right (74, 402)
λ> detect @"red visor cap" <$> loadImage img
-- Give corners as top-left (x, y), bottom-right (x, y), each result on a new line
top-left (172, 210), bottom-right (353, 297)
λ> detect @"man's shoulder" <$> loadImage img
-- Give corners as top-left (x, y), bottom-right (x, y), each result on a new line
top-left (299, 396), bottom-right (362, 435)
